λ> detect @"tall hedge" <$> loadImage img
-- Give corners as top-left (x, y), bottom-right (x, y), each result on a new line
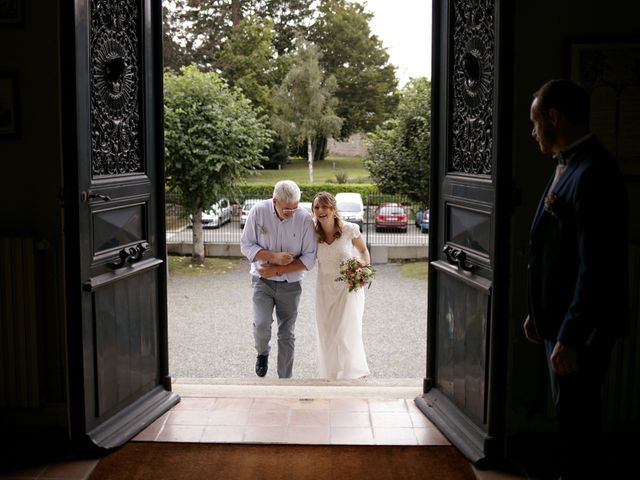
top-left (235, 183), bottom-right (379, 202)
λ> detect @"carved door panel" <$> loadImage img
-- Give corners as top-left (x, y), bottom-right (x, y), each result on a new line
top-left (415, 0), bottom-right (509, 465)
top-left (63, 0), bottom-right (178, 450)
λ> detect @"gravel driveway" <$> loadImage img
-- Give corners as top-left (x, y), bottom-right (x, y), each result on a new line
top-left (168, 259), bottom-right (427, 380)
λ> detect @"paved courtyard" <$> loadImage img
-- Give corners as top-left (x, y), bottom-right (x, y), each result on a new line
top-left (167, 259), bottom-right (428, 381)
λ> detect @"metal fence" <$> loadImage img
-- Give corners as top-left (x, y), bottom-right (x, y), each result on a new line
top-left (165, 191), bottom-right (429, 247)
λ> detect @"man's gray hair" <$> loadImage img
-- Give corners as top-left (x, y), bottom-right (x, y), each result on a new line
top-left (273, 180), bottom-right (301, 203)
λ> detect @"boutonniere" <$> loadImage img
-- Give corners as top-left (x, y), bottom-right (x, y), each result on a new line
top-left (258, 224), bottom-right (268, 235)
top-left (544, 191), bottom-right (560, 219)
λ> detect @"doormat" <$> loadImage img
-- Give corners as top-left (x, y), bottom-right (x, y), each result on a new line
top-left (89, 442), bottom-right (475, 480)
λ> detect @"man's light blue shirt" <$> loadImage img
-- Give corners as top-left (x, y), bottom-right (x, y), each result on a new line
top-left (240, 199), bottom-right (317, 282)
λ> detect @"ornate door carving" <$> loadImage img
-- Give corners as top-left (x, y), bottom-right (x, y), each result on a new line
top-left (416, 0), bottom-right (508, 465)
top-left (63, 0), bottom-right (178, 450)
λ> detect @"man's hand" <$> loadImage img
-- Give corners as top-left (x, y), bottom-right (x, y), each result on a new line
top-left (270, 252), bottom-right (294, 266)
top-left (550, 341), bottom-right (578, 375)
top-left (523, 315), bottom-right (542, 344)
top-left (256, 263), bottom-right (283, 278)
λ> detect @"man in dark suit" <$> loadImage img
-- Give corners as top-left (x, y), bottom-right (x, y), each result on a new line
top-left (524, 79), bottom-right (630, 479)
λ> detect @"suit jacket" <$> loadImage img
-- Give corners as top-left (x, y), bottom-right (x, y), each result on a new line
top-left (528, 136), bottom-right (630, 349)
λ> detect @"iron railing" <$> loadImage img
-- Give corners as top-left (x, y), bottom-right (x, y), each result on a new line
top-left (165, 191), bottom-right (429, 247)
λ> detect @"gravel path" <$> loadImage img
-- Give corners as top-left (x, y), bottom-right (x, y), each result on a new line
top-left (168, 259), bottom-right (427, 380)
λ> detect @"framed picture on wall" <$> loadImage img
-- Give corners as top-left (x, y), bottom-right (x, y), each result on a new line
top-left (0, 73), bottom-right (19, 138)
top-left (570, 41), bottom-right (640, 177)
top-left (0, 0), bottom-right (24, 25)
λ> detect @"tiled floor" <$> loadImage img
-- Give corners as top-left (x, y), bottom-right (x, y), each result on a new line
top-left (133, 396), bottom-right (449, 446)
top-left (0, 395), bottom-right (522, 480)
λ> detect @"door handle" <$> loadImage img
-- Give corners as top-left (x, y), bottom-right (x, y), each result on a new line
top-left (81, 190), bottom-right (112, 202)
top-left (108, 242), bottom-right (149, 269)
top-left (443, 245), bottom-right (476, 272)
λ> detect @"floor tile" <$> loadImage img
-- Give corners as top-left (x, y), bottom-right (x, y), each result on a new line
top-left (409, 412), bottom-right (434, 428)
top-left (414, 427), bottom-right (450, 445)
top-left (330, 411), bottom-right (371, 427)
top-left (286, 426), bottom-right (331, 444)
top-left (289, 409), bottom-right (330, 427)
top-left (39, 459), bottom-right (98, 479)
top-left (370, 412), bottom-right (413, 428)
top-left (330, 398), bottom-right (370, 412)
top-left (156, 424), bottom-right (205, 442)
top-left (247, 410), bottom-right (290, 427)
top-left (208, 410), bottom-right (249, 426)
top-left (201, 426), bottom-right (245, 443)
top-left (373, 427), bottom-right (418, 445)
top-left (368, 398), bottom-right (409, 412)
top-left (133, 412), bottom-right (170, 441)
top-left (166, 410), bottom-right (208, 426)
top-left (243, 426), bottom-right (287, 443)
top-left (251, 398), bottom-right (296, 411)
top-left (172, 397), bottom-right (216, 411)
top-left (291, 398), bottom-right (331, 410)
top-left (212, 397), bottom-right (254, 411)
top-left (330, 427), bottom-right (375, 445)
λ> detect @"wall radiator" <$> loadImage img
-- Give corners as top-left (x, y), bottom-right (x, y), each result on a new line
top-left (603, 244), bottom-right (640, 430)
top-left (0, 237), bottom-right (40, 408)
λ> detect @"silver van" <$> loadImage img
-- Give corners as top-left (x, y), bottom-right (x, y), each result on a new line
top-left (335, 192), bottom-right (365, 231)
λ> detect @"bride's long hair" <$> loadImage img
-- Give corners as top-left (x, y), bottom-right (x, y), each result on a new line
top-left (312, 191), bottom-right (344, 243)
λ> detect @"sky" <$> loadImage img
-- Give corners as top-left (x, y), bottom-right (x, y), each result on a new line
top-left (362, 0), bottom-right (432, 86)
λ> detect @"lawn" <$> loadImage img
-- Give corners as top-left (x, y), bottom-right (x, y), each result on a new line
top-left (244, 156), bottom-right (371, 184)
top-left (401, 261), bottom-right (428, 280)
top-left (168, 254), bottom-right (242, 275)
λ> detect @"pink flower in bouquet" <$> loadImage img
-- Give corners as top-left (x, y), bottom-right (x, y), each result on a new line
top-left (335, 257), bottom-right (376, 293)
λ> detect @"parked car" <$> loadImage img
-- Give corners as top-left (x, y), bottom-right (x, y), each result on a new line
top-left (189, 197), bottom-right (232, 229)
top-left (415, 209), bottom-right (427, 228)
top-left (420, 210), bottom-right (430, 233)
top-left (299, 202), bottom-right (313, 214)
top-left (239, 198), bottom-right (264, 228)
top-left (375, 204), bottom-right (408, 232)
top-left (335, 192), bottom-right (365, 231)
top-left (381, 202), bottom-right (403, 209)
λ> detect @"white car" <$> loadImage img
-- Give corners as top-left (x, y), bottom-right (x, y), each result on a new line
top-left (239, 198), bottom-right (264, 228)
top-left (335, 192), bottom-right (365, 231)
top-left (190, 197), bottom-right (232, 228)
top-left (299, 202), bottom-right (312, 214)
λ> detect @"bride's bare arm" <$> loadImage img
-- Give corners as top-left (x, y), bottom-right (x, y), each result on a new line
top-left (352, 235), bottom-right (370, 265)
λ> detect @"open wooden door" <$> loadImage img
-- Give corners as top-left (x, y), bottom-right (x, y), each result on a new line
top-left (61, 0), bottom-right (179, 450)
top-left (415, 0), bottom-right (511, 465)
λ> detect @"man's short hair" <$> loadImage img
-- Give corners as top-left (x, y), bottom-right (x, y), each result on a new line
top-left (273, 180), bottom-right (301, 203)
top-left (533, 79), bottom-right (590, 126)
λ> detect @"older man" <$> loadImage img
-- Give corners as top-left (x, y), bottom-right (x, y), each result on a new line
top-left (240, 180), bottom-right (317, 378)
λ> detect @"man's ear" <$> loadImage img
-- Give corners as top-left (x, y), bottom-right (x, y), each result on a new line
top-left (547, 107), bottom-right (559, 126)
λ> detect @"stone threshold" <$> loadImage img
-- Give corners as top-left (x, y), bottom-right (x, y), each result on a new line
top-left (172, 377), bottom-right (424, 399)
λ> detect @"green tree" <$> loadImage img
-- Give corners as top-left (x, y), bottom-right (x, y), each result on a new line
top-left (217, 16), bottom-right (293, 170)
top-left (217, 16), bottom-right (276, 115)
top-left (364, 77), bottom-right (431, 204)
top-left (163, 0), bottom-right (313, 72)
top-left (164, 65), bottom-right (273, 264)
top-left (310, 0), bottom-right (399, 138)
top-left (272, 39), bottom-right (343, 184)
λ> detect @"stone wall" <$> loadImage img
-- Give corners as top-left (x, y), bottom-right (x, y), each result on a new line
top-left (326, 133), bottom-right (368, 157)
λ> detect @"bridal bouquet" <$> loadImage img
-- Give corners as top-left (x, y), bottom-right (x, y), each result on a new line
top-left (335, 257), bottom-right (376, 293)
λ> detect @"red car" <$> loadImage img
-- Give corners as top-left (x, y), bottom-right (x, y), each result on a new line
top-left (375, 205), bottom-right (408, 232)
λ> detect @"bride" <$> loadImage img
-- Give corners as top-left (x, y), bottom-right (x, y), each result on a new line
top-left (312, 191), bottom-right (370, 379)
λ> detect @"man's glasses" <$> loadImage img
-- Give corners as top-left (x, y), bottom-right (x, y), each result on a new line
top-left (276, 200), bottom-right (298, 215)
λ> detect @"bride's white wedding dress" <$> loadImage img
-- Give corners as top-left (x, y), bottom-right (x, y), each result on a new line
top-left (315, 221), bottom-right (370, 379)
